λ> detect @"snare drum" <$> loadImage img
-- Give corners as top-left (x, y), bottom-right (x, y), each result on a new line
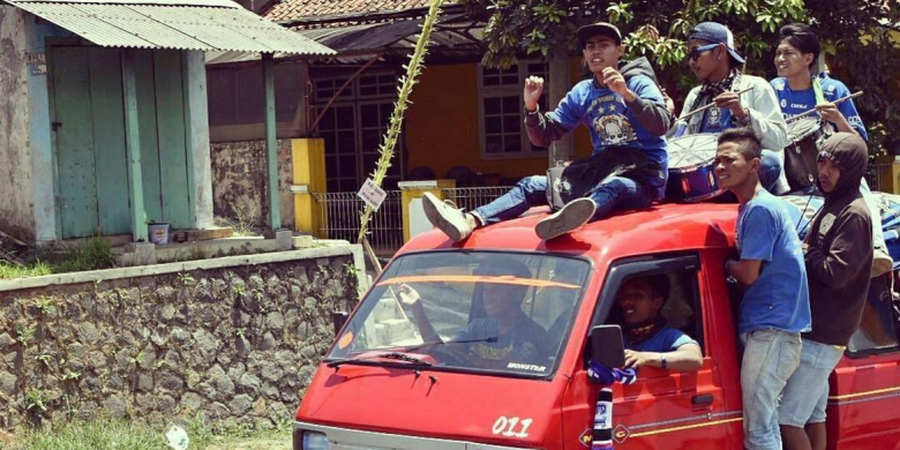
top-left (784, 118), bottom-right (831, 192)
top-left (666, 133), bottom-right (722, 202)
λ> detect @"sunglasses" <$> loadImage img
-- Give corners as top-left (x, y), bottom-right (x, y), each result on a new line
top-left (687, 43), bottom-right (719, 61)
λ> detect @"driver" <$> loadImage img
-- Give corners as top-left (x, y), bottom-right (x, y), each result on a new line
top-left (398, 263), bottom-right (550, 369)
top-left (614, 275), bottom-right (703, 371)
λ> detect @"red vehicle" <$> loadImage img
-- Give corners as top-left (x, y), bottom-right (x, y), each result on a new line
top-left (293, 203), bottom-right (900, 450)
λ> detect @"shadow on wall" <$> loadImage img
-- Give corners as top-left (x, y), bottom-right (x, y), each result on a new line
top-left (210, 140), bottom-right (294, 230)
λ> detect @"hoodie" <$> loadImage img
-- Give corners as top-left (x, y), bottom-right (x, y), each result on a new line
top-left (804, 132), bottom-right (873, 346)
top-left (524, 57), bottom-right (672, 195)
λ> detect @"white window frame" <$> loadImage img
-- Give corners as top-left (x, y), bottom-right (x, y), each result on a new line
top-left (477, 60), bottom-right (550, 160)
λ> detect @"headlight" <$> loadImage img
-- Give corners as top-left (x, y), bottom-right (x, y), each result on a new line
top-left (302, 431), bottom-right (329, 450)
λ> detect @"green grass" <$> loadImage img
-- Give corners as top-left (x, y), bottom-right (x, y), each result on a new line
top-left (4, 419), bottom-right (291, 450)
top-left (0, 237), bottom-right (116, 280)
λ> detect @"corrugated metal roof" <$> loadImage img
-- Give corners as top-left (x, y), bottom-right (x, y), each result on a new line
top-left (6, 0), bottom-right (336, 55)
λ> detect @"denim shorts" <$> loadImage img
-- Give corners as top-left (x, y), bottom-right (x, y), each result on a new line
top-left (778, 339), bottom-right (845, 427)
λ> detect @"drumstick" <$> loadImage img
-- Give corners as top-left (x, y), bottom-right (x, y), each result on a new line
top-left (785, 91), bottom-right (864, 123)
top-left (681, 86), bottom-right (756, 120)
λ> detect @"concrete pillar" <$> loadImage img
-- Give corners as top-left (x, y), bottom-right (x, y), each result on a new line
top-left (185, 50), bottom-right (214, 229)
top-left (398, 180), bottom-right (456, 242)
top-left (291, 138), bottom-right (327, 237)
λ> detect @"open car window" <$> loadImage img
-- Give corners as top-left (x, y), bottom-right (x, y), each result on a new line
top-left (328, 252), bottom-right (591, 377)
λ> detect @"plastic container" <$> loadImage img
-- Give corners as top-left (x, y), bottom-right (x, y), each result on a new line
top-left (148, 222), bottom-right (170, 245)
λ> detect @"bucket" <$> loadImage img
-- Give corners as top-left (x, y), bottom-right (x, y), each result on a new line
top-left (148, 222), bottom-right (170, 245)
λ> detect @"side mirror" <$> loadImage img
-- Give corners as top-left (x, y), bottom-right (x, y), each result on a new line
top-left (332, 311), bottom-right (349, 337)
top-left (590, 325), bottom-right (625, 369)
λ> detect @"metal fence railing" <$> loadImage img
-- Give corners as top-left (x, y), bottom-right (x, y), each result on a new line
top-left (313, 191), bottom-right (404, 254)
top-left (441, 186), bottom-right (513, 212)
top-left (867, 163), bottom-right (892, 193)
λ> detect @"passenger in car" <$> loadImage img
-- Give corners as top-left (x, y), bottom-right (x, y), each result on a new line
top-left (397, 264), bottom-right (550, 370)
top-left (614, 275), bottom-right (703, 371)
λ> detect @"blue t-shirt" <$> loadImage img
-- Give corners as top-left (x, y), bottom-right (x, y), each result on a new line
top-left (453, 317), bottom-right (549, 364)
top-left (735, 190), bottom-right (812, 334)
top-left (770, 76), bottom-right (868, 140)
top-left (695, 101), bottom-right (736, 136)
top-left (548, 76), bottom-right (669, 192)
top-left (627, 326), bottom-right (698, 352)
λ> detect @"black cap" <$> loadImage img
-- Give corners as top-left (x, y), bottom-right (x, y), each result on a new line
top-left (577, 22), bottom-right (622, 48)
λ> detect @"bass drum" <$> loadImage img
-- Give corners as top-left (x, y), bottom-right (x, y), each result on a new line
top-left (784, 118), bottom-right (831, 192)
top-left (665, 133), bottom-right (722, 203)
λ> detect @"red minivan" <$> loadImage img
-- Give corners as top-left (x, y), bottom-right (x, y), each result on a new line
top-left (293, 203), bottom-right (900, 450)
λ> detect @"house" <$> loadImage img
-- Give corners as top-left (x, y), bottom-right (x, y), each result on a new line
top-left (0, 0), bottom-right (333, 245)
top-left (205, 0), bottom-right (592, 250)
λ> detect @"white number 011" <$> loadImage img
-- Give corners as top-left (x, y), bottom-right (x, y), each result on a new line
top-left (491, 416), bottom-right (533, 438)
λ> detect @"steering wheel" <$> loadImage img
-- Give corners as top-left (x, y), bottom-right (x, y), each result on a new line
top-left (428, 344), bottom-right (471, 366)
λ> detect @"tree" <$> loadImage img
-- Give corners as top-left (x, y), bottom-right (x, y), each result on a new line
top-left (460, 0), bottom-right (899, 155)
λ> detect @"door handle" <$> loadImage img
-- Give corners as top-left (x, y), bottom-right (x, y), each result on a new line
top-left (691, 394), bottom-right (713, 406)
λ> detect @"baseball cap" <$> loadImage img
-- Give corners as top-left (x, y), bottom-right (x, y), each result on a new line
top-left (689, 21), bottom-right (745, 64)
top-left (577, 22), bottom-right (623, 48)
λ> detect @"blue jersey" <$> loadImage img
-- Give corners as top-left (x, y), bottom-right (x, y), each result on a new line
top-left (627, 326), bottom-right (698, 353)
top-left (735, 190), bottom-right (812, 334)
top-left (770, 76), bottom-right (868, 140)
top-left (548, 76), bottom-right (668, 183)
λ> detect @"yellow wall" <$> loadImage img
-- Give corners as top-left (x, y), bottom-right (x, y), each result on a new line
top-left (406, 59), bottom-right (593, 183)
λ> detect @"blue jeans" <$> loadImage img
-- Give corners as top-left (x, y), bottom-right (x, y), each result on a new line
top-left (778, 339), bottom-right (844, 427)
top-left (740, 329), bottom-right (802, 450)
top-left (471, 175), bottom-right (654, 226)
top-left (760, 150), bottom-right (790, 196)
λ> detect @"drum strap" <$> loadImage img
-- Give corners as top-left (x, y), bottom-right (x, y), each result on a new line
top-left (812, 76), bottom-right (827, 106)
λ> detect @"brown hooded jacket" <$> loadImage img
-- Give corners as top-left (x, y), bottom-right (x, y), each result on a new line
top-left (804, 132), bottom-right (873, 346)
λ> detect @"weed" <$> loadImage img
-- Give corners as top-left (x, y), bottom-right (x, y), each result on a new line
top-left (178, 273), bottom-right (196, 286)
top-left (15, 323), bottom-right (36, 347)
top-left (235, 327), bottom-right (247, 339)
top-left (25, 389), bottom-right (51, 413)
top-left (61, 370), bottom-right (82, 382)
top-left (52, 237), bottom-right (116, 273)
top-left (187, 245), bottom-right (208, 261)
top-left (35, 353), bottom-right (53, 368)
top-left (37, 296), bottom-right (54, 316)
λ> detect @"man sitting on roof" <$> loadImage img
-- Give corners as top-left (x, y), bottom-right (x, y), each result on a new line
top-left (421, 22), bottom-right (672, 241)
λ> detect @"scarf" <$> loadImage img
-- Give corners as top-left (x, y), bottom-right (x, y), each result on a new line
top-left (587, 360), bottom-right (637, 449)
top-left (686, 68), bottom-right (742, 134)
top-left (623, 317), bottom-right (667, 346)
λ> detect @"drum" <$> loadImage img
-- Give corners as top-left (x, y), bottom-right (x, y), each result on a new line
top-left (784, 118), bottom-right (831, 192)
top-left (666, 133), bottom-right (722, 202)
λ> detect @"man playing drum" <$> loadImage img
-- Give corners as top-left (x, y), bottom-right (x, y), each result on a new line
top-left (771, 23), bottom-right (892, 276)
top-left (673, 22), bottom-right (791, 197)
top-left (771, 23), bottom-right (867, 140)
top-left (420, 22), bottom-right (672, 241)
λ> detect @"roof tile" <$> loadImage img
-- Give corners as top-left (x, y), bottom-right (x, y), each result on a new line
top-left (265, 0), bottom-right (433, 23)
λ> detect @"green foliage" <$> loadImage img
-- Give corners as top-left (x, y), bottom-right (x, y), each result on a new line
top-left (52, 237), bottom-right (117, 273)
top-left (15, 323), bottom-right (36, 347)
top-left (25, 389), bottom-right (52, 414)
top-left (0, 260), bottom-right (52, 279)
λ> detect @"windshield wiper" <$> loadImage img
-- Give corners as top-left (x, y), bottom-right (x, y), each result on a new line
top-left (327, 351), bottom-right (433, 369)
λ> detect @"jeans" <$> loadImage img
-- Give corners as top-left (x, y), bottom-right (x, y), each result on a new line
top-left (471, 175), bottom-right (654, 226)
top-left (740, 329), bottom-right (803, 450)
top-left (760, 150), bottom-right (790, 196)
top-left (778, 339), bottom-right (845, 427)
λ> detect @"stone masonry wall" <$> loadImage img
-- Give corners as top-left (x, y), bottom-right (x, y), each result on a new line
top-left (0, 248), bottom-right (361, 431)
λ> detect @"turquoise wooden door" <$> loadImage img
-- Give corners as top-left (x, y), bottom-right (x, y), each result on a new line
top-left (50, 47), bottom-right (193, 239)
top-left (51, 46), bottom-right (131, 239)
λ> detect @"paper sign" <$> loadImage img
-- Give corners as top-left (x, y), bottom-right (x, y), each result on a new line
top-left (357, 178), bottom-right (387, 211)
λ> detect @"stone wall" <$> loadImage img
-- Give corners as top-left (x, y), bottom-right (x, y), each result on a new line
top-left (0, 246), bottom-right (364, 430)
top-left (210, 139), bottom-right (294, 230)
top-left (0, 6), bottom-right (36, 242)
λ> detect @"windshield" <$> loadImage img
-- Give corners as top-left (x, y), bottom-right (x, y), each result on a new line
top-left (327, 252), bottom-right (590, 377)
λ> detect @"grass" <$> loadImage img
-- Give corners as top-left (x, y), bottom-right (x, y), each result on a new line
top-left (3, 419), bottom-right (292, 450)
top-left (0, 237), bottom-right (116, 280)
